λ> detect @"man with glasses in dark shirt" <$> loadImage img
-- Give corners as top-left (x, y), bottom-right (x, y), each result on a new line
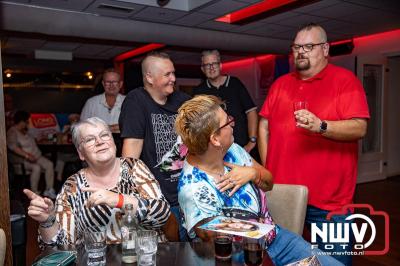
top-left (258, 23), bottom-right (369, 265)
top-left (193, 50), bottom-right (259, 157)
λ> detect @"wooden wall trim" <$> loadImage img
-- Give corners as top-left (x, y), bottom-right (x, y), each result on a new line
top-left (0, 42), bottom-right (13, 266)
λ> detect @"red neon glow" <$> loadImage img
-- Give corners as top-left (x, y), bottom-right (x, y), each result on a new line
top-left (216, 0), bottom-right (296, 24)
top-left (329, 29), bottom-right (400, 48)
top-left (114, 43), bottom-right (165, 62)
top-left (353, 28), bottom-right (400, 42)
top-left (330, 39), bottom-right (352, 46)
top-left (223, 54), bottom-right (275, 68)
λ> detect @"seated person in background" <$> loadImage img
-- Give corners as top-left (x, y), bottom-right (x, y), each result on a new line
top-left (7, 110), bottom-right (56, 199)
top-left (24, 117), bottom-right (170, 248)
top-left (175, 95), bottom-right (342, 266)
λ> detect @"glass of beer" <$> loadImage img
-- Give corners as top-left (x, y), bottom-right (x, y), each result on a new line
top-left (214, 233), bottom-right (232, 261)
top-left (243, 237), bottom-right (264, 266)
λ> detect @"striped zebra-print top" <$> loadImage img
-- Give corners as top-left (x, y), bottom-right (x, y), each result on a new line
top-left (38, 157), bottom-right (170, 248)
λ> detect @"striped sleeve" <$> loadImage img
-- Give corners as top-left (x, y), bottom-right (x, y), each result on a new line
top-left (129, 159), bottom-right (170, 228)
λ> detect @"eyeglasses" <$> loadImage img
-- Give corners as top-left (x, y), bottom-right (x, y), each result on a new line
top-left (291, 43), bottom-right (326, 52)
top-left (103, 80), bottom-right (120, 86)
top-left (202, 62), bottom-right (220, 70)
top-left (80, 131), bottom-right (112, 148)
top-left (215, 115), bottom-right (235, 132)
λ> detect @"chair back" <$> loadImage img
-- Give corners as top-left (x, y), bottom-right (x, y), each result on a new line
top-left (7, 150), bottom-right (28, 175)
top-left (265, 184), bottom-right (308, 235)
top-left (0, 228), bottom-right (6, 266)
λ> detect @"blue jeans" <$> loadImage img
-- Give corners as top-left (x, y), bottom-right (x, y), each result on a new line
top-left (267, 226), bottom-right (343, 266)
top-left (170, 206), bottom-right (189, 242)
top-left (306, 206), bottom-right (353, 266)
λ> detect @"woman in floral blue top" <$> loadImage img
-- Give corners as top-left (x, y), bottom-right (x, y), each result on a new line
top-left (175, 95), bottom-right (342, 266)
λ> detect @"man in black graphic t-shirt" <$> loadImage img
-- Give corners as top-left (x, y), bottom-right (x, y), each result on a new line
top-left (119, 52), bottom-right (190, 241)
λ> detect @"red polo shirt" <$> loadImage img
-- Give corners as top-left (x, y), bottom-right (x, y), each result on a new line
top-left (259, 64), bottom-right (370, 211)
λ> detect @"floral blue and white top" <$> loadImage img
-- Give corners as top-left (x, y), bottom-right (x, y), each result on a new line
top-left (178, 143), bottom-right (276, 243)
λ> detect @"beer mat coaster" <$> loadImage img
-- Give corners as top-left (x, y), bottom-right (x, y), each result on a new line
top-left (284, 255), bottom-right (321, 266)
top-left (32, 250), bottom-right (77, 266)
top-left (198, 216), bottom-right (274, 239)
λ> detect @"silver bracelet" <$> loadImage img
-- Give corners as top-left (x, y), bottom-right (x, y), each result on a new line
top-left (39, 214), bottom-right (56, 228)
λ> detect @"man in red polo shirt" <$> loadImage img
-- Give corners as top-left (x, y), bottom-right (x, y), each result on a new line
top-left (258, 23), bottom-right (369, 265)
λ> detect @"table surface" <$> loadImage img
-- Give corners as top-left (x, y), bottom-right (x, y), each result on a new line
top-left (36, 241), bottom-right (274, 265)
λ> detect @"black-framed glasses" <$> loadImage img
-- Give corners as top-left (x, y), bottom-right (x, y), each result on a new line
top-left (215, 115), bottom-right (235, 132)
top-left (291, 43), bottom-right (326, 52)
top-left (80, 131), bottom-right (112, 148)
top-left (202, 62), bottom-right (220, 70)
top-left (103, 80), bottom-right (120, 86)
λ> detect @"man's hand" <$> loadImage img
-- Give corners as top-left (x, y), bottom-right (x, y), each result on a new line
top-left (243, 141), bottom-right (256, 153)
top-left (294, 109), bottom-right (321, 133)
top-left (81, 187), bottom-right (119, 208)
top-left (24, 189), bottom-right (54, 223)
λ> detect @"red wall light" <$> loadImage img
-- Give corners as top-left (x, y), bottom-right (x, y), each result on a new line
top-left (114, 43), bottom-right (165, 62)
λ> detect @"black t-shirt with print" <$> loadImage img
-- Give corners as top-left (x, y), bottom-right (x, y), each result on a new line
top-left (119, 87), bottom-right (190, 206)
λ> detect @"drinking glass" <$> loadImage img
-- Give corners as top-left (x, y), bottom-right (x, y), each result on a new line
top-left (293, 101), bottom-right (308, 125)
top-left (293, 101), bottom-right (308, 111)
top-left (135, 230), bottom-right (158, 266)
top-left (243, 237), bottom-right (265, 266)
top-left (214, 233), bottom-right (232, 261)
top-left (84, 229), bottom-right (106, 266)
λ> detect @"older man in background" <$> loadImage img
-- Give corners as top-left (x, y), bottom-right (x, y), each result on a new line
top-left (81, 68), bottom-right (125, 133)
top-left (81, 68), bottom-right (125, 154)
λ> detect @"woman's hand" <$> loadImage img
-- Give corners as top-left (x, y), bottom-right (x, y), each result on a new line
top-left (23, 189), bottom-right (54, 223)
top-left (215, 162), bottom-right (258, 197)
top-left (81, 187), bottom-right (119, 208)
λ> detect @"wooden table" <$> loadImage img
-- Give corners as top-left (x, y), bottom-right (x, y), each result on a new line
top-left (36, 241), bottom-right (274, 265)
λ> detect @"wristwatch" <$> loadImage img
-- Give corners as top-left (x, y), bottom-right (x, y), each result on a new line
top-left (319, 121), bottom-right (328, 134)
top-left (39, 214), bottom-right (56, 228)
top-left (249, 136), bottom-right (257, 143)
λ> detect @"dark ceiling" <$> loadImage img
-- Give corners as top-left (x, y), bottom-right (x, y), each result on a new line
top-left (1, 0), bottom-right (400, 69)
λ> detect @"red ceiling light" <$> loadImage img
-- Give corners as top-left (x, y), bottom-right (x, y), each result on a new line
top-left (215, 0), bottom-right (319, 25)
top-left (114, 43), bottom-right (165, 62)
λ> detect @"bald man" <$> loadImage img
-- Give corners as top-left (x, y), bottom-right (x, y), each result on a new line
top-left (119, 52), bottom-right (190, 241)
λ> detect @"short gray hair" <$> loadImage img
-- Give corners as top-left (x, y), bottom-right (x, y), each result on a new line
top-left (71, 117), bottom-right (110, 150)
top-left (295, 22), bottom-right (327, 43)
top-left (103, 68), bottom-right (121, 80)
top-left (201, 50), bottom-right (221, 62)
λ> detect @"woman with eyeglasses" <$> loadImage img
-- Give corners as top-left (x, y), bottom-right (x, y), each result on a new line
top-left (24, 117), bottom-right (170, 248)
top-left (175, 95), bottom-right (342, 265)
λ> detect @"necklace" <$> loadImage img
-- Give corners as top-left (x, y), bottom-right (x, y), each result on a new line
top-left (194, 164), bottom-right (225, 178)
